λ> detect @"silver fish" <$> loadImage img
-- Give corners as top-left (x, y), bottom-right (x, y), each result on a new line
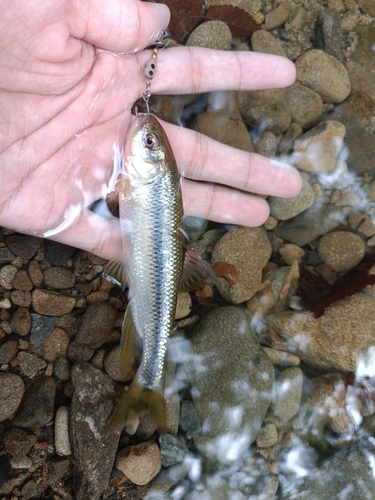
top-left (104, 114), bottom-right (213, 432)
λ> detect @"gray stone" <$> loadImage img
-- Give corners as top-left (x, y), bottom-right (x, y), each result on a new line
top-left (45, 240), bottom-right (76, 266)
top-left (3, 427), bottom-right (37, 459)
top-left (269, 180), bottom-right (315, 221)
top-left (275, 203), bottom-right (347, 246)
top-left (0, 248), bottom-right (15, 265)
top-left (270, 367), bottom-right (303, 424)
top-left (0, 374), bottom-right (24, 422)
top-left (159, 434), bottom-right (188, 467)
top-left (67, 341), bottom-right (94, 362)
top-left (70, 362), bottom-right (120, 500)
top-left (190, 307), bottom-right (274, 464)
top-left (12, 377), bottom-right (55, 428)
top-left (315, 9), bottom-right (342, 61)
top-left (256, 422), bottom-right (278, 448)
top-left (5, 234), bottom-right (40, 259)
top-left (54, 357), bottom-right (71, 380)
top-left (0, 341), bottom-right (18, 364)
top-left (180, 400), bottom-right (201, 438)
top-left (190, 229), bottom-right (225, 262)
top-left (184, 217), bottom-right (209, 243)
top-left (17, 351), bottom-right (47, 378)
top-left (30, 314), bottom-right (60, 346)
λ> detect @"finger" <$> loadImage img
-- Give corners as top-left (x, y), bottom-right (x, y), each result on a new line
top-left (51, 210), bottom-right (122, 261)
top-left (162, 122), bottom-right (302, 198)
top-left (181, 179), bottom-right (270, 227)
top-left (69, 0), bottom-right (170, 53)
top-left (136, 47), bottom-right (296, 94)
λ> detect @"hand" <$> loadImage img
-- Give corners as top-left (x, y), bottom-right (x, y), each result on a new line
top-left (0, 0), bottom-right (301, 260)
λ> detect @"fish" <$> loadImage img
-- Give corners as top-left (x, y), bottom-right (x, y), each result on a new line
top-left (104, 113), bottom-right (214, 432)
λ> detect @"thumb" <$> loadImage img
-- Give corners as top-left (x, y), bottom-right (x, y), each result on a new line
top-left (69, 0), bottom-right (170, 53)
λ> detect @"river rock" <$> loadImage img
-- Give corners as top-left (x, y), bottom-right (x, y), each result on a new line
top-left (32, 289), bottom-right (76, 316)
top-left (0, 248), bottom-right (15, 265)
top-left (160, 434), bottom-right (188, 467)
top-left (116, 440), bottom-right (161, 486)
top-left (17, 351), bottom-right (47, 378)
top-left (269, 367), bottom-right (303, 424)
top-left (256, 422), bottom-right (278, 448)
top-left (28, 261), bottom-right (43, 287)
top-left (0, 265), bottom-right (17, 290)
top-left (284, 83), bottom-right (323, 130)
top-left (175, 292), bottom-right (192, 320)
top-left (0, 341), bottom-right (18, 364)
top-left (11, 290), bottom-right (31, 308)
top-left (295, 50), bottom-right (351, 103)
top-left (10, 307), bottom-right (31, 336)
top-left (180, 400), bottom-right (201, 438)
top-left (212, 227), bottom-right (272, 303)
top-left (43, 267), bottom-right (76, 289)
top-left (45, 240), bottom-right (76, 266)
top-left (251, 30), bottom-right (286, 57)
top-left (186, 21), bottom-right (232, 51)
top-left (268, 292), bottom-right (375, 371)
top-left (237, 89), bottom-right (291, 134)
top-left (293, 121), bottom-right (346, 173)
top-left (345, 61), bottom-right (375, 101)
top-left (70, 362), bottom-right (120, 500)
top-left (190, 307), bottom-right (274, 463)
top-left (12, 270), bottom-right (33, 291)
top-left (276, 203), bottom-right (347, 246)
top-left (269, 180), bottom-right (315, 220)
top-left (54, 357), bottom-right (71, 380)
top-left (12, 376), bottom-right (55, 428)
top-left (55, 406), bottom-right (71, 456)
top-left (38, 327), bottom-right (70, 363)
top-left (352, 25), bottom-right (375, 69)
top-left (284, 445), bottom-right (375, 499)
top-left (4, 234), bottom-right (40, 259)
top-left (317, 231), bottom-right (365, 272)
top-left (263, 2), bottom-right (292, 30)
top-left (75, 302), bottom-right (117, 348)
top-left (3, 427), bottom-right (37, 459)
top-left (30, 314), bottom-right (60, 346)
top-left (315, 9), bottom-right (342, 61)
top-left (0, 374), bottom-right (24, 422)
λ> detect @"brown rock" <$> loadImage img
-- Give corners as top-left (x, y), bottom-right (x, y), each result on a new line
top-left (0, 373), bottom-right (24, 421)
top-left (12, 270), bottom-right (33, 291)
top-left (11, 290), bottom-right (32, 308)
top-left (32, 289), bottom-right (76, 316)
top-left (0, 341), bottom-right (18, 364)
top-left (186, 20), bottom-right (232, 51)
top-left (116, 441), bottom-right (161, 486)
top-left (104, 345), bottom-right (134, 382)
top-left (39, 328), bottom-right (70, 363)
top-left (3, 427), bottom-right (37, 458)
top-left (17, 351), bottom-right (47, 378)
top-left (251, 30), bottom-right (286, 57)
top-left (212, 227), bottom-right (272, 303)
top-left (43, 267), bottom-right (76, 289)
top-left (10, 307), bottom-right (31, 336)
top-left (268, 292), bottom-right (375, 371)
top-left (5, 234), bottom-right (40, 259)
top-left (284, 83), bottom-right (323, 130)
top-left (345, 61), bottom-right (375, 101)
top-left (0, 265), bottom-right (17, 289)
top-left (317, 231), bottom-right (365, 272)
top-left (263, 2), bottom-right (292, 30)
top-left (28, 261), bottom-right (43, 287)
top-left (293, 121), bottom-right (346, 173)
top-left (296, 49), bottom-right (351, 103)
top-left (75, 303), bottom-right (117, 348)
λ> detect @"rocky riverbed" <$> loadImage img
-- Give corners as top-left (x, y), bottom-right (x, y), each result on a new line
top-left (1, 0), bottom-right (375, 498)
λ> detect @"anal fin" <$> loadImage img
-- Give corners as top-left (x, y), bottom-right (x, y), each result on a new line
top-left (120, 302), bottom-right (142, 377)
top-left (180, 249), bottom-right (216, 292)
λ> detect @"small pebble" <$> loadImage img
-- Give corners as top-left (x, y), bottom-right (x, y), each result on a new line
top-left (159, 434), bottom-right (188, 467)
top-left (12, 270), bottom-right (33, 291)
top-left (175, 292), bottom-right (192, 320)
top-left (10, 456), bottom-right (33, 469)
top-left (0, 299), bottom-right (11, 309)
top-left (279, 244), bottom-right (305, 265)
top-left (10, 290), bottom-right (31, 308)
top-left (0, 265), bottom-right (17, 290)
top-left (10, 307), bottom-right (31, 336)
top-left (32, 289), bottom-right (76, 316)
top-left (54, 357), bottom-right (71, 380)
top-left (256, 423), bottom-right (278, 448)
top-left (55, 406), bottom-right (72, 456)
top-left (0, 373), bottom-right (24, 421)
top-left (17, 351), bottom-right (47, 378)
top-left (179, 400), bottom-right (201, 438)
top-left (0, 341), bottom-right (18, 364)
top-left (116, 441), bottom-right (161, 486)
top-left (318, 231), bottom-right (365, 272)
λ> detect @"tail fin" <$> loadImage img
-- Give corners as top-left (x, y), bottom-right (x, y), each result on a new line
top-left (106, 378), bottom-right (167, 433)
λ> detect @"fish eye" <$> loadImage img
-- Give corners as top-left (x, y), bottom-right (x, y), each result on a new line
top-left (145, 133), bottom-right (159, 150)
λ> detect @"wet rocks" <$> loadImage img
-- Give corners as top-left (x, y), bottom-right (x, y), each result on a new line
top-left (186, 20), bottom-right (232, 51)
top-left (10, 307), bottom-right (31, 336)
top-left (70, 363), bottom-right (120, 500)
top-left (190, 307), bottom-right (274, 463)
top-left (251, 30), bottom-right (286, 57)
top-left (12, 376), bottom-right (55, 428)
top-left (75, 302), bottom-right (117, 348)
top-left (293, 121), bottom-right (346, 173)
top-left (269, 180), bottom-right (315, 220)
top-left (0, 265), bottom-right (17, 290)
top-left (295, 50), bottom-right (351, 103)
top-left (180, 400), bottom-right (201, 439)
top-left (0, 374), bottom-right (24, 421)
top-left (315, 9), bottom-right (342, 61)
top-left (212, 227), bottom-right (271, 303)
top-left (256, 423), bottom-right (278, 448)
top-left (45, 240), bottom-right (76, 265)
top-left (3, 427), bottom-right (36, 459)
top-left (263, 2), bottom-right (292, 31)
top-left (317, 231), bottom-right (365, 272)
top-left (160, 434), bottom-right (187, 467)
top-left (55, 406), bottom-right (71, 456)
top-left (12, 270), bottom-right (33, 291)
top-left (4, 234), bottom-right (40, 259)
top-left (38, 327), bottom-right (70, 363)
top-left (116, 440), bottom-right (161, 486)
top-left (32, 289), bottom-right (76, 316)
top-left (30, 314), bottom-right (60, 346)
top-left (17, 351), bottom-right (47, 378)
top-left (43, 267), bottom-right (76, 289)
top-left (0, 341), bottom-right (18, 364)
top-left (268, 292), bottom-right (375, 372)
top-left (284, 83), bottom-right (323, 130)
top-left (269, 367), bottom-right (303, 424)
top-left (237, 89), bottom-right (291, 134)
top-left (53, 357), bottom-right (71, 380)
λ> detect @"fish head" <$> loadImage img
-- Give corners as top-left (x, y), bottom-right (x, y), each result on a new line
top-left (124, 114), bottom-right (169, 185)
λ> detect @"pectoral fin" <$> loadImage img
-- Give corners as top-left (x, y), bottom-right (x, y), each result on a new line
top-left (180, 249), bottom-right (216, 292)
top-left (106, 378), bottom-right (167, 433)
top-left (103, 251), bottom-right (128, 289)
top-left (120, 302), bottom-right (142, 377)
